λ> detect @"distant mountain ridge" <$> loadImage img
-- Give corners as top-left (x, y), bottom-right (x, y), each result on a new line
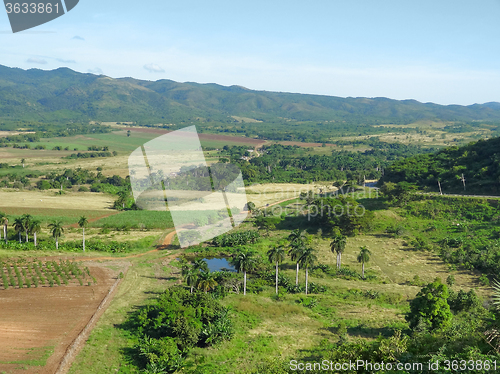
top-left (1, 64), bottom-right (500, 124)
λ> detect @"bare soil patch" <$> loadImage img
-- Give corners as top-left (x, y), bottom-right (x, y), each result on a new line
top-left (0, 262), bottom-right (121, 374)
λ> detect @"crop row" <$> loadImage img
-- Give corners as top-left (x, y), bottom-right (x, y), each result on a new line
top-left (0, 259), bottom-right (97, 290)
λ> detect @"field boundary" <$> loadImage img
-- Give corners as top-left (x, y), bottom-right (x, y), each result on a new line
top-left (54, 264), bottom-right (130, 374)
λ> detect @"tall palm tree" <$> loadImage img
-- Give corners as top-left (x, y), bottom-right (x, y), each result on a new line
top-left (299, 247), bottom-right (317, 295)
top-left (78, 216), bottom-right (88, 251)
top-left (289, 244), bottom-right (306, 286)
top-left (13, 217), bottom-right (25, 243)
top-left (267, 244), bottom-right (286, 294)
top-left (330, 233), bottom-right (347, 269)
top-left (48, 221), bottom-right (64, 250)
top-left (288, 229), bottom-right (310, 285)
top-left (231, 250), bottom-right (256, 295)
top-left (29, 220), bottom-right (41, 247)
top-left (0, 212), bottom-right (6, 242)
top-left (183, 267), bottom-right (199, 293)
top-left (197, 271), bottom-right (217, 293)
top-left (357, 246), bottom-right (371, 279)
top-left (21, 214), bottom-right (33, 243)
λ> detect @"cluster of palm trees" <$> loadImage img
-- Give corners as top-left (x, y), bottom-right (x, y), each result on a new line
top-left (266, 229), bottom-right (318, 295)
top-left (0, 212), bottom-right (89, 251)
top-left (181, 259), bottom-right (218, 294)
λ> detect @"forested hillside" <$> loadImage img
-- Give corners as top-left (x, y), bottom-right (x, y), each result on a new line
top-left (381, 137), bottom-right (500, 194)
top-left (2, 64), bottom-right (500, 125)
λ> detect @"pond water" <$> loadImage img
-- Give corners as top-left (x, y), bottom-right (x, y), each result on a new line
top-left (203, 257), bottom-right (236, 272)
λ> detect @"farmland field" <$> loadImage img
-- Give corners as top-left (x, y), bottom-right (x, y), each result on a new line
top-left (0, 260), bottom-right (124, 374)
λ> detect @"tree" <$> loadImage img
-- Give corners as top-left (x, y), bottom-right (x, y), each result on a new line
top-left (246, 201), bottom-right (256, 213)
top-left (406, 279), bottom-right (452, 330)
top-left (357, 246), bottom-right (371, 279)
top-left (48, 221), bottom-right (64, 250)
top-left (0, 212), bottom-right (7, 242)
top-left (78, 216), bottom-right (88, 251)
top-left (333, 180), bottom-right (345, 194)
top-left (267, 244), bottom-right (286, 294)
top-left (253, 215), bottom-right (281, 235)
top-left (299, 247), bottom-right (317, 295)
top-left (2, 214), bottom-right (7, 244)
top-left (183, 267), bottom-right (199, 293)
top-left (13, 217), bottom-right (24, 243)
top-left (288, 229), bottom-right (310, 285)
top-left (21, 158), bottom-right (25, 168)
top-left (127, 130), bottom-right (131, 137)
top-left (330, 232), bottom-right (347, 269)
top-left (197, 271), bottom-right (217, 293)
top-left (193, 258), bottom-right (209, 273)
top-left (231, 250), bottom-right (256, 295)
top-left (29, 219), bottom-right (41, 247)
top-left (21, 214), bottom-right (33, 243)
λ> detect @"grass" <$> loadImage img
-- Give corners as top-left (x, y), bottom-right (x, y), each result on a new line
top-left (0, 346), bottom-right (54, 367)
top-left (68, 250), bottom-right (181, 374)
top-left (0, 207), bottom-right (115, 225)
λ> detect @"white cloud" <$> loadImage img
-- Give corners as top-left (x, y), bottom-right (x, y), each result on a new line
top-left (26, 57), bottom-right (47, 64)
top-left (144, 63), bottom-right (165, 73)
top-left (57, 58), bottom-right (76, 63)
top-left (72, 35), bottom-right (85, 41)
top-left (87, 67), bottom-right (103, 74)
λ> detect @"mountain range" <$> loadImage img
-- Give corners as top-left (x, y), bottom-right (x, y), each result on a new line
top-left (1, 64), bottom-right (500, 124)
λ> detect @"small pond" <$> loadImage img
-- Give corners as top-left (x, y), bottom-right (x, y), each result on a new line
top-left (203, 257), bottom-right (236, 272)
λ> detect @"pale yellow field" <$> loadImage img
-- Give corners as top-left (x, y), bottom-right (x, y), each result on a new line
top-left (245, 182), bottom-right (338, 207)
top-left (0, 190), bottom-right (114, 210)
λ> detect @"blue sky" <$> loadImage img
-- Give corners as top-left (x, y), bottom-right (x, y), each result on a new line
top-left (1, 0), bottom-right (500, 105)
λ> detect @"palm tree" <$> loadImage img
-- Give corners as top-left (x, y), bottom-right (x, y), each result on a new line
top-left (330, 233), bottom-right (347, 269)
top-left (267, 244), bottom-right (286, 294)
top-left (299, 247), bottom-right (317, 295)
top-left (357, 246), bottom-right (371, 279)
top-left (288, 229), bottom-right (310, 285)
top-left (29, 220), bottom-right (41, 247)
top-left (21, 214), bottom-right (32, 243)
top-left (1, 215), bottom-right (7, 244)
top-left (183, 267), bottom-right (199, 293)
top-left (78, 216), bottom-right (88, 251)
top-left (289, 244), bottom-right (306, 286)
top-left (197, 271), bottom-right (217, 293)
top-left (13, 217), bottom-right (25, 243)
top-left (193, 258), bottom-right (209, 273)
top-left (287, 229), bottom-right (309, 248)
top-left (0, 212), bottom-right (6, 242)
top-left (48, 221), bottom-right (64, 250)
top-left (231, 250), bottom-right (256, 295)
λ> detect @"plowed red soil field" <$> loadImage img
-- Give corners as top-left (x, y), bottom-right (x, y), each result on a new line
top-left (0, 263), bottom-right (120, 374)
